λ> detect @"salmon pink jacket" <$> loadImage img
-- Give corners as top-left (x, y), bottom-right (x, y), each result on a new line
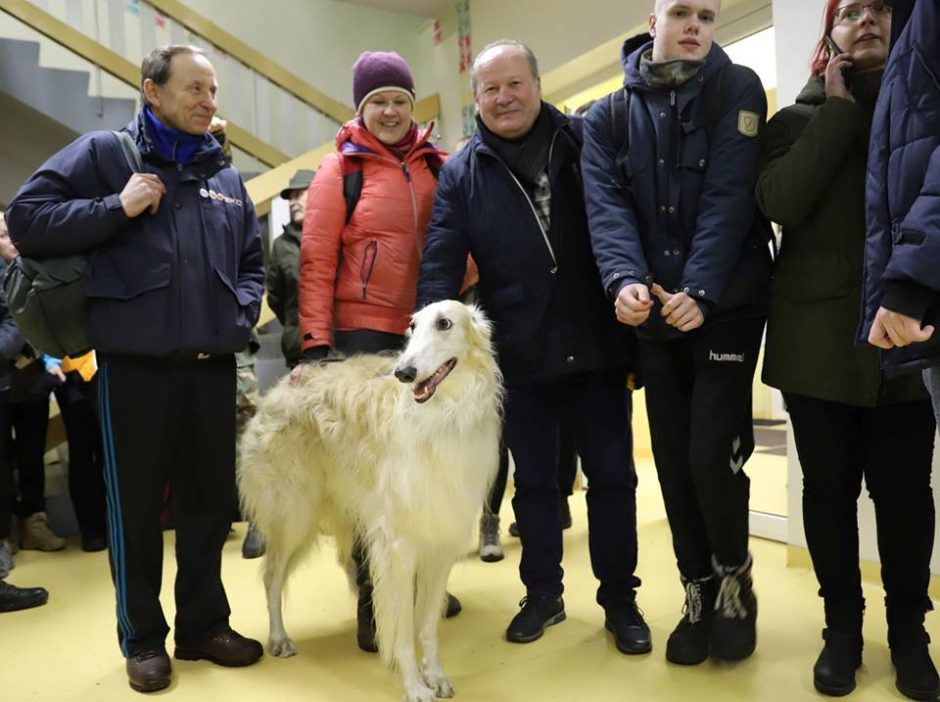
top-left (298, 119), bottom-right (444, 350)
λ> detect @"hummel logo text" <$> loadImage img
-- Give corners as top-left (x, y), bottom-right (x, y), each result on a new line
top-left (709, 350), bottom-right (744, 363)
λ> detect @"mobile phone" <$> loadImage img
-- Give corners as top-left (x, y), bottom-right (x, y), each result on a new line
top-left (825, 36), bottom-right (845, 56)
top-left (824, 36), bottom-right (853, 88)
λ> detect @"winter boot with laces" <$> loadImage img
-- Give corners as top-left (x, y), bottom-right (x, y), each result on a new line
top-left (479, 510), bottom-right (504, 563)
top-left (666, 574), bottom-right (717, 665)
top-left (710, 553), bottom-right (757, 661)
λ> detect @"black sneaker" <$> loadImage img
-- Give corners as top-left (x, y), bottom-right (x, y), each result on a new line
top-left (710, 554), bottom-right (757, 661)
top-left (666, 575), bottom-right (716, 665)
top-left (890, 625), bottom-right (940, 701)
top-left (0, 579), bottom-right (48, 612)
top-left (605, 600), bottom-right (652, 654)
top-left (506, 594), bottom-right (566, 643)
top-left (813, 629), bottom-right (863, 697)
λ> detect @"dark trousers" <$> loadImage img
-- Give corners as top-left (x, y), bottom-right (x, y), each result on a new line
top-left (785, 393), bottom-right (936, 630)
top-left (56, 379), bottom-right (107, 540)
top-left (0, 391), bottom-right (12, 540)
top-left (504, 367), bottom-right (639, 608)
top-left (11, 395), bottom-right (50, 517)
top-left (97, 354), bottom-right (236, 656)
top-left (487, 415), bottom-right (577, 516)
top-left (639, 318), bottom-right (764, 579)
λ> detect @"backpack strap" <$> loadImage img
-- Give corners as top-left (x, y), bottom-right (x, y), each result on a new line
top-left (112, 130), bottom-right (142, 173)
top-left (608, 87), bottom-right (631, 166)
top-left (341, 150), bottom-right (441, 225)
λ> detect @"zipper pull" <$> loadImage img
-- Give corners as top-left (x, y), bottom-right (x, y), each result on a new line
top-left (670, 90), bottom-right (676, 107)
top-left (401, 162), bottom-right (411, 182)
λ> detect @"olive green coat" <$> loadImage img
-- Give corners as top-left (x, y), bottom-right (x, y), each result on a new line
top-left (756, 79), bottom-right (924, 407)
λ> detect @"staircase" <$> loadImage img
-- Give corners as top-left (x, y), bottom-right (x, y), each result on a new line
top-left (0, 36), bottom-right (136, 136)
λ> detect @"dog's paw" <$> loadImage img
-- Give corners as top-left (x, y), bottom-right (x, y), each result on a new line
top-left (268, 636), bottom-right (297, 658)
top-left (421, 668), bottom-right (454, 698)
top-left (402, 682), bottom-right (438, 702)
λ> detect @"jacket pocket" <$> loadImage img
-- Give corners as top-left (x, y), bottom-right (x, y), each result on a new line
top-left (772, 253), bottom-right (854, 303)
top-left (86, 259), bottom-right (171, 300)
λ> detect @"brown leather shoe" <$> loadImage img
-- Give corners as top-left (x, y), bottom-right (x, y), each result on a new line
top-left (174, 628), bottom-right (263, 667)
top-left (126, 648), bottom-right (171, 693)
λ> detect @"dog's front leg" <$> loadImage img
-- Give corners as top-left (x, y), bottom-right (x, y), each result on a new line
top-left (415, 559), bottom-right (454, 698)
top-left (370, 536), bottom-right (436, 702)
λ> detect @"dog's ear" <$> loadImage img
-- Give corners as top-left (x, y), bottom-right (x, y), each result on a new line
top-left (466, 303), bottom-right (493, 348)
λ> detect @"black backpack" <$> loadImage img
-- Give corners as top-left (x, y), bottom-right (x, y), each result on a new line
top-left (3, 130), bottom-right (141, 357)
top-left (340, 152), bottom-right (441, 224)
top-left (608, 64), bottom-right (776, 255)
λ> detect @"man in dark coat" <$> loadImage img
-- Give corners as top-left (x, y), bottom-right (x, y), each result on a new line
top-left (417, 40), bottom-right (648, 655)
top-left (6, 45), bottom-right (264, 693)
top-left (581, 0), bottom-right (772, 665)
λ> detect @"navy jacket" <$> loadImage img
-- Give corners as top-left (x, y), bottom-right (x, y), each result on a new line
top-left (582, 35), bottom-right (771, 340)
top-left (416, 104), bottom-right (632, 385)
top-left (858, 0), bottom-right (940, 372)
top-left (6, 111), bottom-right (264, 357)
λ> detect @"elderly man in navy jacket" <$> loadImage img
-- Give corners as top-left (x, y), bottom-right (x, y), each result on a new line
top-left (417, 40), bottom-right (648, 654)
top-left (581, 0), bottom-right (772, 666)
top-left (7, 45), bottom-right (263, 693)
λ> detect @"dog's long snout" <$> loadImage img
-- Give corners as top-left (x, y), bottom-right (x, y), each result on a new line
top-left (395, 365), bottom-right (417, 383)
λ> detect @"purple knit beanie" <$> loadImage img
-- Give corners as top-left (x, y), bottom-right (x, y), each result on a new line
top-left (352, 51), bottom-right (415, 114)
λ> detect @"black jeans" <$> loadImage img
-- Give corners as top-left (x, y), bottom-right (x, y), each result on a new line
top-left (55, 379), bottom-right (107, 540)
top-left (97, 354), bottom-right (236, 656)
top-left (11, 395), bottom-right (50, 517)
top-left (0, 391), bottom-right (12, 540)
top-left (639, 318), bottom-right (764, 579)
top-left (785, 393), bottom-right (936, 630)
top-left (503, 367), bottom-right (639, 608)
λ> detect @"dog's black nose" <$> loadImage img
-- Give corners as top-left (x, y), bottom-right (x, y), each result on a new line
top-left (395, 365), bottom-right (417, 383)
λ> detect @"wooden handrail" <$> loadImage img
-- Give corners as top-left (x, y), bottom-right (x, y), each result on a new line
top-left (147, 0), bottom-right (355, 125)
top-left (0, 0), bottom-right (289, 166)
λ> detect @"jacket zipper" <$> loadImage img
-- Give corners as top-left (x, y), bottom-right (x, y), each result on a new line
top-left (401, 162), bottom-right (422, 257)
top-left (360, 239), bottom-right (378, 300)
top-left (499, 129), bottom-right (560, 270)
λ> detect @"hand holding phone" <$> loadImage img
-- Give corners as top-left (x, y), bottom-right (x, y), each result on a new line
top-left (824, 35), bottom-right (855, 101)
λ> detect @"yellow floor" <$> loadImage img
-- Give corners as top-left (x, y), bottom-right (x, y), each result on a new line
top-left (0, 457), bottom-right (921, 702)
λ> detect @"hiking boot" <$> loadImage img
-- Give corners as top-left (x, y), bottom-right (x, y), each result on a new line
top-left (813, 629), bottom-right (863, 697)
top-left (479, 511), bottom-right (504, 563)
top-left (20, 512), bottom-right (65, 552)
top-left (241, 523), bottom-right (265, 559)
top-left (0, 579), bottom-right (48, 612)
top-left (889, 625), bottom-right (940, 701)
top-left (506, 594), bottom-right (566, 643)
top-left (126, 648), bottom-right (171, 693)
top-left (666, 575), bottom-right (717, 665)
top-left (0, 539), bottom-right (13, 579)
top-left (445, 592), bottom-right (462, 618)
top-left (605, 599), bottom-right (652, 655)
top-left (559, 497), bottom-right (572, 530)
top-left (710, 554), bottom-right (757, 661)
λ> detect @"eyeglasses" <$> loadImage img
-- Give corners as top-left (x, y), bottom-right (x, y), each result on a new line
top-left (833, 1), bottom-right (892, 25)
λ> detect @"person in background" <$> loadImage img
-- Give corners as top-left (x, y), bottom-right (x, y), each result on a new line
top-left (0, 212), bottom-right (49, 611)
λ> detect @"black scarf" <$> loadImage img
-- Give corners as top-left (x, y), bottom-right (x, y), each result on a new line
top-left (477, 103), bottom-right (554, 187)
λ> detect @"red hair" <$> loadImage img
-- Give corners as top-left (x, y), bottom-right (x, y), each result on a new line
top-left (810, 0), bottom-right (843, 78)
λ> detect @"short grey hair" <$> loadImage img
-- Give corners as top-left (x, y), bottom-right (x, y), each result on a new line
top-left (470, 40), bottom-right (540, 94)
top-left (140, 44), bottom-right (206, 105)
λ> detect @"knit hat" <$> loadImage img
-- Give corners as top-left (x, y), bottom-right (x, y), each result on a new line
top-left (353, 51), bottom-right (415, 114)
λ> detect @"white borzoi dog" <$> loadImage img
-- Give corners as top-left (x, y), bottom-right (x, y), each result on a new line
top-left (238, 300), bottom-right (502, 702)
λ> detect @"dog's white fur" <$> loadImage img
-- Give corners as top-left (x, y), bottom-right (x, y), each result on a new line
top-left (238, 300), bottom-right (502, 702)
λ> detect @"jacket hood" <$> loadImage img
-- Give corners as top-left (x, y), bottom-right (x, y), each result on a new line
top-left (335, 118), bottom-right (441, 163)
top-left (795, 78), bottom-right (826, 107)
top-left (621, 33), bottom-right (731, 89)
